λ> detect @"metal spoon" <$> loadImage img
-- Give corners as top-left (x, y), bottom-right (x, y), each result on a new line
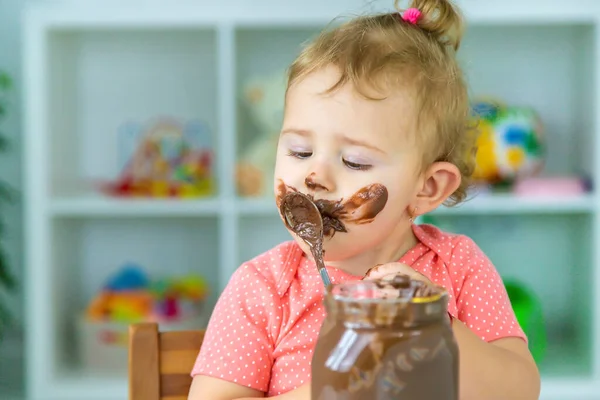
top-left (280, 191), bottom-right (332, 288)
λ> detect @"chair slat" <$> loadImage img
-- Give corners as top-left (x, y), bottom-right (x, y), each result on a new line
top-left (160, 373), bottom-right (194, 397)
top-left (160, 349), bottom-right (199, 374)
top-left (129, 323), bottom-right (161, 400)
top-left (129, 324), bottom-right (204, 400)
top-left (160, 330), bottom-right (205, 351)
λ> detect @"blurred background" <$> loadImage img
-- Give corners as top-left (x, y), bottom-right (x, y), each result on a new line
top-left (1, 0), bottom-right (600, 399)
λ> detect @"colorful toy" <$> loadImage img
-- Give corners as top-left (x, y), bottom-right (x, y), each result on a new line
top-left (470, 99), bottom-right (545, 185)
top-left (104, 262), bottom-right (150, 291)
top-left (85, 263), bottom-right (209, 324)
top-left (101, 118), bottom-right (214, 198)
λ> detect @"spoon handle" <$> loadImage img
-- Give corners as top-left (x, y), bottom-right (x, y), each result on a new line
top-left (319, 267), bottom-right (332, 287)
top-left (315, 257), bottom-right (332, 287)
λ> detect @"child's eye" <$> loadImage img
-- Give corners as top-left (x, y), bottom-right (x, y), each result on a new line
top-left (287, 150), bottom-right (312, 159)
top-left (343, 159), bottom-right (372, 171)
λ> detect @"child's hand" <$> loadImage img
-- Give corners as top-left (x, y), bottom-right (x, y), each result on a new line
top-left (363, 262), bottom-right (434, 286)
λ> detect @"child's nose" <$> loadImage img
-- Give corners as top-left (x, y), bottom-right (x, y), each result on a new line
top-left (304, 169), bottom-right (335, 194)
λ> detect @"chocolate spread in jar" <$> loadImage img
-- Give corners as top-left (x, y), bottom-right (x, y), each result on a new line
top-left (311, 275), bottom-right (459, 400)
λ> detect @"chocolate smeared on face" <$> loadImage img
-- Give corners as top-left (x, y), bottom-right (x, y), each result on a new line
top-left (275, 180), bottom-right (297, 209)
top-left (305, 172), bottom-right (329, 191)
top-left (313, 200), bottom-right (346, 236)
top-left (276, 179), bottom-right (389, 237)
top-left (339, 184), bottom-right (388, 224)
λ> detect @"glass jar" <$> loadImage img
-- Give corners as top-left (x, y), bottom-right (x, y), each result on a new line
top-left (311, 278), bottom-right (459, 400)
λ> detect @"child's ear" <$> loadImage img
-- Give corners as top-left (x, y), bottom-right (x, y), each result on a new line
top-left (413, 162), bottom-right (462, 214)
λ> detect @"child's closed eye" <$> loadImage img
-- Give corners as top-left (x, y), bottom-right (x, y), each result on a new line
top-left (343, 158), bottom-right (372, 171)
top-left (287, 149), bottom-right (312, 159)
top-left (287, 149), bottom-right (373, 171)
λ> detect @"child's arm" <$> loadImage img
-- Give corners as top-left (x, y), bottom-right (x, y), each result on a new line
top-left (242, 383), bottom-right (310, 400)
top-left (365, 247), bottom-right (541, 399)
top-left (188, 378), bottom-right (309, 400)
top-left (187, 262), bottom-right (283, 399)
top-left (452, 319), bottom-right (540, 400)
top-left (188, 376), bottom-right (265, 399)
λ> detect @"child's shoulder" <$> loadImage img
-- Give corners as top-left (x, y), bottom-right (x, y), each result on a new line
top-left (413, 223), bottom-right (488, 267)
top-left (229, 240), bottom-right (304, 296)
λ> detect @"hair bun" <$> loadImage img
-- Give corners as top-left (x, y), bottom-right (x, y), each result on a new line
top-left (396, 0), bottom-right (464, 51)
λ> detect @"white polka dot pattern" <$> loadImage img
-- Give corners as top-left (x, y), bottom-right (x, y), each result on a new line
top-left (191, 224), bottom-right (526, 396)
top-left (409, 224), bottom-right (527, 344)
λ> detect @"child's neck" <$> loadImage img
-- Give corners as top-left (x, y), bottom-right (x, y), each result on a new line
top-left (325, 224), bottom-right (419, 277)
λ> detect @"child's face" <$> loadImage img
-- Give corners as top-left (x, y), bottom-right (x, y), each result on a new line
top-left (274, 66), bottom-right (423, 262)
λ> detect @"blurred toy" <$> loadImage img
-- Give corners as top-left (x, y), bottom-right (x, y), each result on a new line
top-left (78, 264), bottom-right (209, 374)
top-left (236, 71), bottom-right (287, 197)
top-left (513, 176), bottom-right (589, 196)
top-left (85, 262), bottom-right (209, 324)
top-left (104, 262), bottom-right (150, 291)
top-left (101, 118), bottom-right (214, 198)
top-left (471, 99), bottom-right (545, 185)
top-left (504, 279), bottom-right (547, 363)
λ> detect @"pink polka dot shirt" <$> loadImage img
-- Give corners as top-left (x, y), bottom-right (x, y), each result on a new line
top-left (191, 223), bottom-right (526, 396)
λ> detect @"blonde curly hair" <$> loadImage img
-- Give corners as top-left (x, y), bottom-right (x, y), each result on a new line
top-left (286, 0), bottom-right (476, 206)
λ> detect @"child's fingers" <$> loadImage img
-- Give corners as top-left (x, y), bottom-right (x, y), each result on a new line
top-left (364, 262), bottom-right (415, 280)
top-left (364, 262), bottom-right (435, 286)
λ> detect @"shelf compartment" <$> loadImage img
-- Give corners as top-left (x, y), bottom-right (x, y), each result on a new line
top-left (235, 26), bottom-right (319, 149)
top-left (426, 213), bottom-right (594, 380)
top-left (46, 28), bottom-right (219, 197)
top-left (462, 23), bottom-right (595, 182)
top-left (42, 216), bottom-right (218, 389)
top-left (234, 27), bottom-right (319, 197)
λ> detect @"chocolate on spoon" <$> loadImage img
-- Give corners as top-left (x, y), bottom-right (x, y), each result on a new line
top-left (280, 191), bottom-right (332, 288)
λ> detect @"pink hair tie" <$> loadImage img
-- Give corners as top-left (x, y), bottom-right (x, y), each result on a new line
top-left (402, 8), bottom-right (422, 25)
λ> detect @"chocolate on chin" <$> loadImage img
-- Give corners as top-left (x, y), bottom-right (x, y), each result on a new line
top-left (312, 275), bottom-right (458, 400)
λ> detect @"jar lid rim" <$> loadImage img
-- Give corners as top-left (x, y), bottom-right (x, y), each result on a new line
top-left (326, 280), bottom-right (447, 304)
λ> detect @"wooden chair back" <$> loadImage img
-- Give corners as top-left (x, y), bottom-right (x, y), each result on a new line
top-left (128, 323), bottom-right (205, 400)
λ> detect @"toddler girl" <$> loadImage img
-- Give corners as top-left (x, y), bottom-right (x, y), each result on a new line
top-left (189, 0), bottom-right (541, 399)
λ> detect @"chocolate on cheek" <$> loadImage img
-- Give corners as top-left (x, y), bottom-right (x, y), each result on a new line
top-left (275, 179), bottom-right (298, 208)
top-left (316, 184), bottom-right (388, 236)
top-left (341, 184), bottom-right (388, 224)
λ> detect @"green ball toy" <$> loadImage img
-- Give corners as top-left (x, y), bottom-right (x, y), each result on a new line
top-left (503, 278), bottom-right (547, 363)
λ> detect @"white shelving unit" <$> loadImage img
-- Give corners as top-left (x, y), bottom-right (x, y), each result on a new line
top-left (23, 1), bottom-right (600, 399)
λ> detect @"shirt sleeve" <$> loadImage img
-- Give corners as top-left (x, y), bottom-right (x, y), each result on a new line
top-left (451, 236), bottom-right (528, 343)
top-left (190, 262), bottom-right (282, 392)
